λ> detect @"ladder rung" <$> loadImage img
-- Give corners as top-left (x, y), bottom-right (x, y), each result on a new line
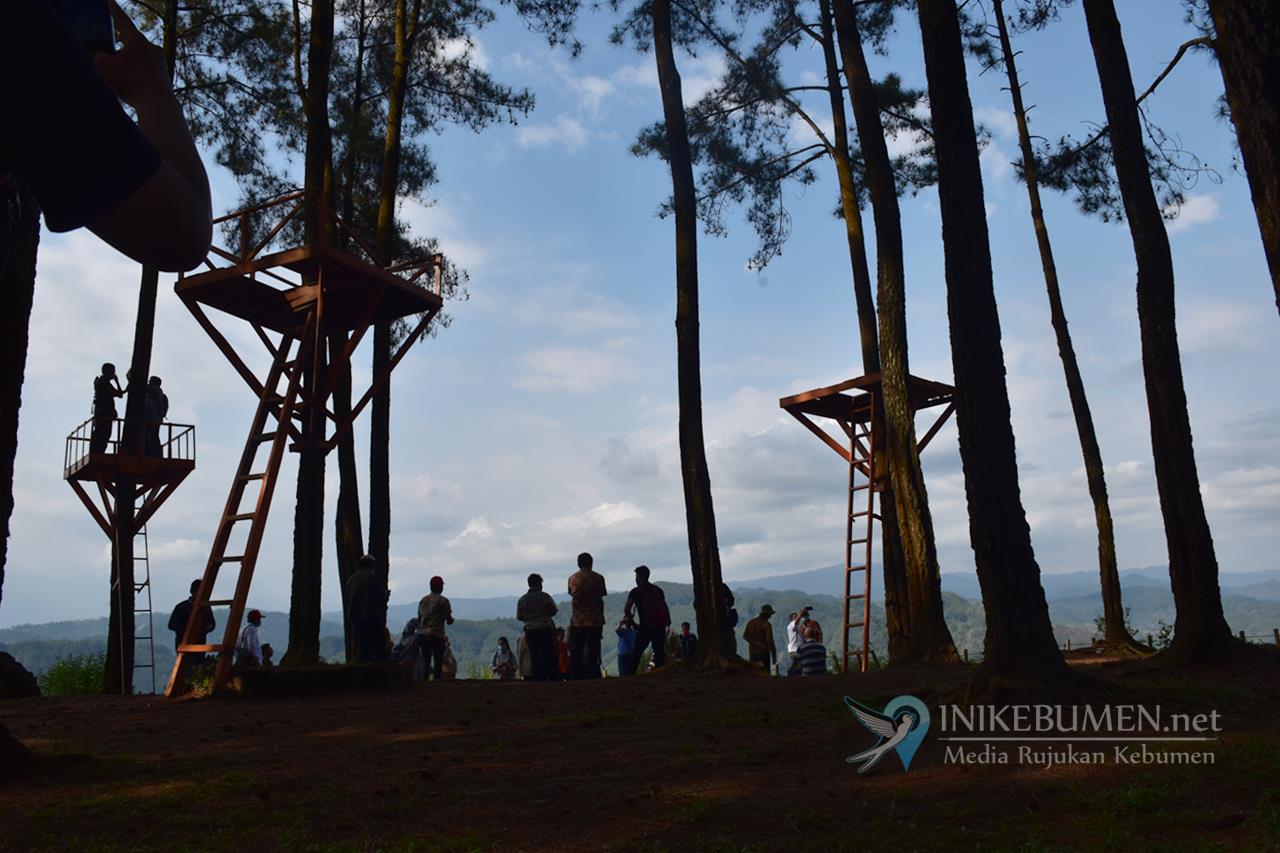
top-left (207, 599), bottom-right (234, 606)
top-left (847, 622), bottom-right (866, 629)
top-left (218, 555), bottom-right (245, 563)
top-left (254, 431), bottom-right (278, 443)
top-left (851, 483), bottom-right (871, 492)
top-left (238, 473), bottom-right (267, 482)
top-left (178, 644), bottom-right (223, 653)
top-left (847, 565), bottom-right (867, 572)
top-left (226, 512), bottom-right (256, 522)
top-left (847, 594), bottom-right (867, 601)
top-left (850, 511), bottom-right (872, 519)
top-left (849, 538), bottom-right (869, 545)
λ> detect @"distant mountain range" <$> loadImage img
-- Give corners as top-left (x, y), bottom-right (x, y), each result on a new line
top-left (3, 564), bottom-right (1278, 689)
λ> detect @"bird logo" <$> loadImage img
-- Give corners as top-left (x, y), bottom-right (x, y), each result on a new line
top-left (844, 695), bottom-right (931, 773)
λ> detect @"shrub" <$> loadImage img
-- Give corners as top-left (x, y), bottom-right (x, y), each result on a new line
top-left (38, 652), bottom-right (106, 697)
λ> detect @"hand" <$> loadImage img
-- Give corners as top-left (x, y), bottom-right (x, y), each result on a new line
top-left (93, 1), bottom-right (173, 108)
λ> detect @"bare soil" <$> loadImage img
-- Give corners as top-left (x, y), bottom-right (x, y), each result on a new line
top-left (2, 655), bottom-right (1279, 852)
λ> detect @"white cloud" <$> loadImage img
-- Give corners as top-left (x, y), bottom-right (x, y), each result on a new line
top-left (1167, 194), bottom-right (1221, 233)
top-left (512, 342), bottom-right (633, 394)
top-left (975, 105), bottom-right (1017, 140)
top-left (515, 114), bottom-right (591, 154)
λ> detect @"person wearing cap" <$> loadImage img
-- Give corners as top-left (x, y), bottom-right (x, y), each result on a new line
top-left (517, 573), bottom-right (559, 682)
top-left (742, 605), bottom-right (777, 672)
top-left (236, 609), bottom-right (264, 668)
top-left (623, 565), bottom-right (672, 674)
top-left (567, 552), bottom-right (607, 680)
top-left (416, 576), bottom-right (454, 681)
top-left (344, 554), bottom-right (389, 664)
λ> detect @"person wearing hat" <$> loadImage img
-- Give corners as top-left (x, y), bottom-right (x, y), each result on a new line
top-left (417, 576), bottom-right (454, 681)
top-left (742, 605), bottom-right (777, 672)
top-left (344, 553), bottom-right (389, 664)
top-left (236, 609), bottom-right (264, 668)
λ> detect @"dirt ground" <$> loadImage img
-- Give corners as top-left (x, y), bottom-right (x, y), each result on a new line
top-left (2, 655), bottom-right (1279, 852)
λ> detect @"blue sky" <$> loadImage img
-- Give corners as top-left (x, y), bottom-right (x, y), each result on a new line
top-left (4, 1), bottom-right (1277, 626)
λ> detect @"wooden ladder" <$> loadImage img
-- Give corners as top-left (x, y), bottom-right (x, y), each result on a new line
top-left (843, 399), bottom-right (877, 674)
top-left (165, 321), bottom-right (309, 696)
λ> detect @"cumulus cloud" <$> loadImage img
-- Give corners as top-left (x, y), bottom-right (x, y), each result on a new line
top-left (1166, 194), bottom-right (1221, 233)
top-left (515, 114), bottom-right (591, 153)
top-left (512, 342), bottom-right (634, 394)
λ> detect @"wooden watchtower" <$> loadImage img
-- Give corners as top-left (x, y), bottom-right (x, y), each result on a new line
top-left (166, 191), bottom-right (444, 696)
top-left (65, 418), bottom-right (196, 692)
top-left (779, 374), bottom-right (955, 673)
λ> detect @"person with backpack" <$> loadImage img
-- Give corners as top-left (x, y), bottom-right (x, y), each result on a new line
top-left (623, 565), bottom-right (671, 674)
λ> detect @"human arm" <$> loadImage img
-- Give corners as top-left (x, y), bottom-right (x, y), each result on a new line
top-left (623, 589), bottom-right (637, 623)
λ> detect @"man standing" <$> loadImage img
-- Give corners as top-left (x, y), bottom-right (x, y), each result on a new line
top-left (796, 625), bottom-right (828, 676)
top-left (623, 565), bottom-right (671, 673)
top-left (90, 363), bottom-right (123, 454)
top-left (742, 605), bottom-right (777, 672)
top-left (677, 621), bottom-right (698, 661)
top-left (517, 573), bottom-right (559, 682)
top-left (235, 609), bottom-right (264, 667)
top-left (167, 579), bottom-right (214, 664)
top-left (344, 554), bottom-right (388, 664)
top-left (144, 375), bottom-right (168, 457)
top-left (567, 552), bottom-right (606, 679)
top-left (417, 576), bottom-right (454, 681)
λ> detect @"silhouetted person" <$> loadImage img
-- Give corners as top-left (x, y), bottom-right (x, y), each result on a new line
top-left (554, 627), bottom-right (571, 681)
top-left (1, 0), bottom-right (212, 274)
top-left (786, 609), bottom-right (809, 676)
top-left (90, 362), bottom-right (123, 454)
top-left (719, 582), bottom-right (738, 655)
top-left (416, 576), bottom-right (453, 681)
top-left (442, 639), bottom-right (458, 681)
top-left (615, 617), bottom-right (637, 676)
top-left (796, 626), bottom-right (828, 676)
top-left (235, 609), bottom-right (264, 668)
top-left (144, 375), bottom-right (167, 457)
top-left (491, 637), bottom-right (517, 680)
top-left (743, 605), bottom-right (777, 672)
top-left (517, 573), bottom-right (559, 682)
top-left (167, 578), bottom-right (214, 663)
top-left (345, 554), bottom-right (388, 664)
top-left (567, 552), bottom-right (607, 679)
top-left (623, 565), bottom-right (671, 674)
top-left (677, 622), bottom-right (698, 661)
top-left (260, 643), bottom-right (274, 668)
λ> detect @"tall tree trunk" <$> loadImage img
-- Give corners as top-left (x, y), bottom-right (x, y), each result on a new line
top-left (105, 0), bottom-right (180, 692)
top-left (993, 0), bottom-right (1138, 651)
top-left (331, 333), bottom-right (364, 660)
top-left (370, 0), bottom-right (419, 628)
top-left (833, 0), bottom-right (958, 666)
top-left (0, 180), bottom-right (40, 620)
top-left (916, 0), bottom-right (1068, 682)
top-left (333, 0), bottom-right (370, 662)
top-left (1208, 0), bottom-right (1280, 318)
top-left (817, 0), bottom-right (914, 665)
top-left (651, 0), bottom-right (734, 665)
top-left (286, 0), bottom-right (336, 666)
top-left (1082, 0), bottom-right (1234, 665)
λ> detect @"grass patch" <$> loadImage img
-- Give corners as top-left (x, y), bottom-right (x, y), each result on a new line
top-left (673, 797), bottom-right (713, 824)
top-left (544, 708), bottom-right (627, 725)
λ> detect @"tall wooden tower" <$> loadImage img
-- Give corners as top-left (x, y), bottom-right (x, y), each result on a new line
top-left (166, 191), bottom-right (444, 695)
top-left (779, 374), bottom-right (955, 673)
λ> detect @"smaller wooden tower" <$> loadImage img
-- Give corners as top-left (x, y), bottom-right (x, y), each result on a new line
top-left (167, 191), bottom-right (444, 695)
top-left (779, 374), bottom-right (955, 673)
top-left (65, 417), bottom-right (196, 691)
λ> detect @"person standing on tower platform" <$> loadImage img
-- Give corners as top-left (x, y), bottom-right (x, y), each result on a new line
top-left (90, 362), bottom-right (123, 454)
top-left (144, 375), bottom-right (167, 457)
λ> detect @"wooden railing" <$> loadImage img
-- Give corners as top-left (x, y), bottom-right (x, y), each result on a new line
top-left (64, 418), bottom-right (196, 477)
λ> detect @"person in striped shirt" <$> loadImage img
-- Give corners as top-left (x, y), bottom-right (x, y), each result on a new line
top-left (796, 625), bottom-right (828, 676)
